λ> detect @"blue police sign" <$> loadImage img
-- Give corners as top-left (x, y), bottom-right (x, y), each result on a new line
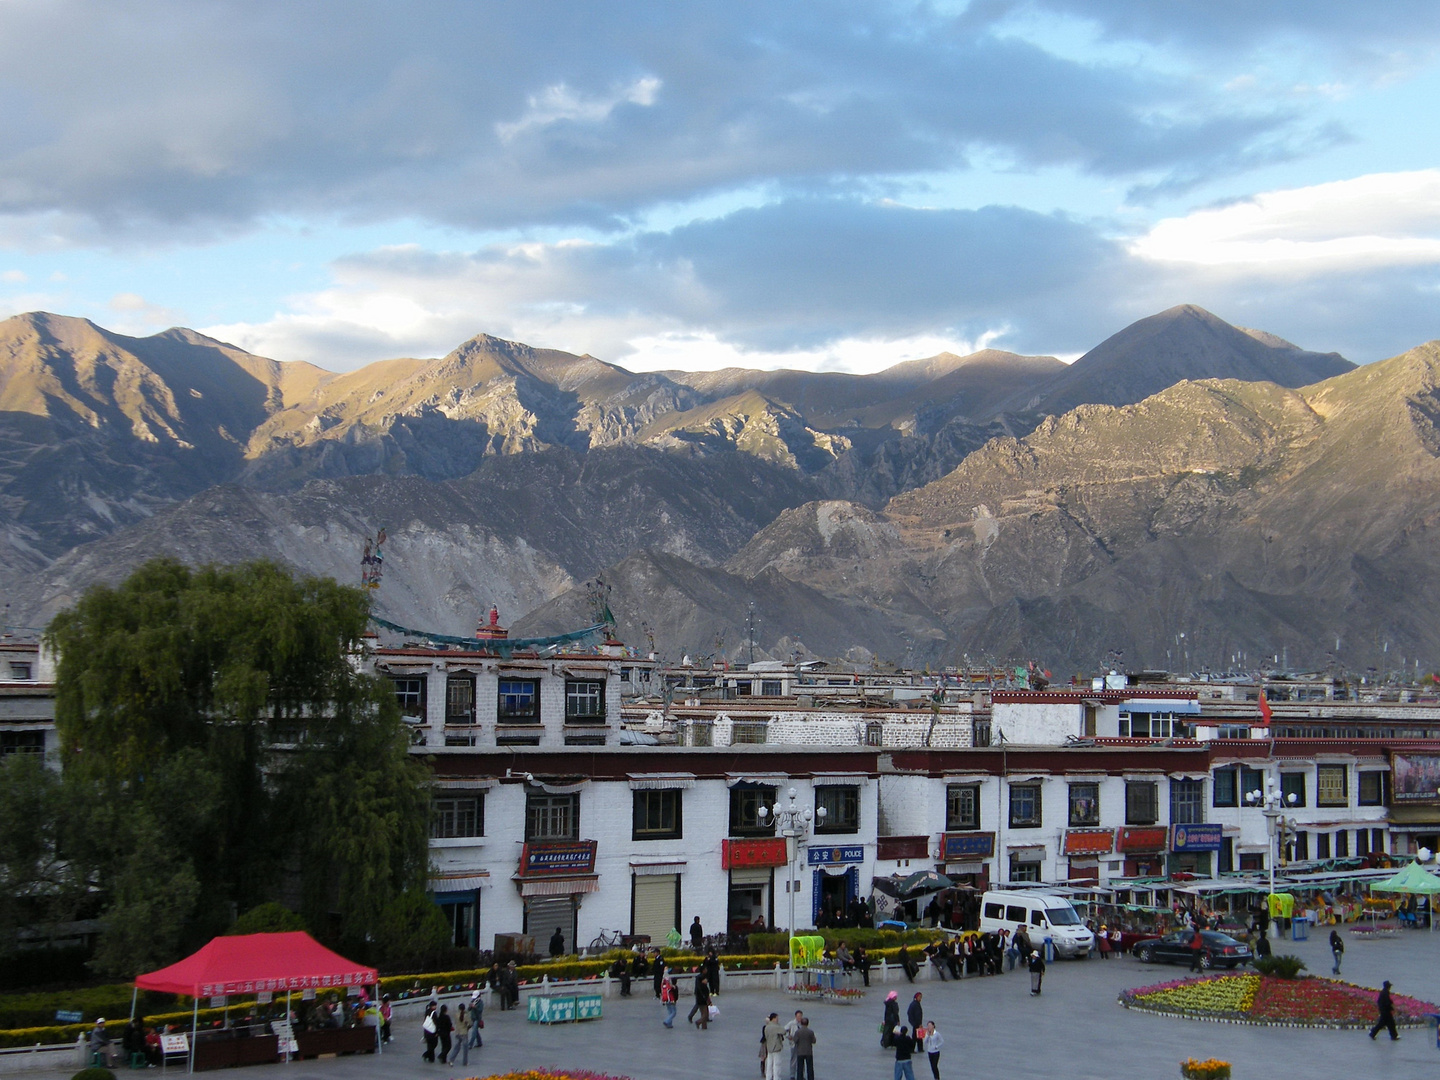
top-left (806, 844), bottom-right (865, 865)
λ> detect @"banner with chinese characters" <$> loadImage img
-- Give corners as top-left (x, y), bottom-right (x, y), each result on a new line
top-left (940, 832), bottom-right (995, 860)
top-left (806, 844), bottom-right (864, 865)
top-left (1171, 824), bottom-right (1224, 852)
top-left (1062, 829), bottom-right (1115, 856)
top-left (722, 837), bottom-right (788, 869)
top-left (1117, 826), bottom-right (1168, 853)
top-left (519, 840), bottom-right (598, 877)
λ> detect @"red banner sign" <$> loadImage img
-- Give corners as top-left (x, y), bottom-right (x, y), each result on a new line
top-left (1062, 829), bottom-right (1115, 856)
top-left (722, 838), bottom-right (787, 869)
top-left (1117, 827), bottom-right (1168, 853)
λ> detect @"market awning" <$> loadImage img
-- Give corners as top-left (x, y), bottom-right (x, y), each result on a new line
top-left (1369, 861), bottom-right (1440, 895)
top-left (134, 932), bottom-right (376, 997)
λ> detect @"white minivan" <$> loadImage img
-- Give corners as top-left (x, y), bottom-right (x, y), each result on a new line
top-left (977, 890), bottom-right (1094, 958)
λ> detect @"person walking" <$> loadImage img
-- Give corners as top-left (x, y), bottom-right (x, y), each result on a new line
top-left (1329, 929), bottom-right (1345, 975)
top-left (434, 1004), bottom-right (453, 1065)
top-left (762, 1012), bottom-right (787, 1080)
top-left (420, 1004), bottom-right (438, 1063)
top-left (467, 990), bottom-right (484, 1051)
top-left (880, 991), bottom-right (900, 1048)
top-left (784, 1010), bottom-right (804, 1080)
top-left (922, 1020), bottom-right (943, 1079)
top-left (1098, 925), bottom-right (1112, 960)
top-left (1369, 980), bottom-right (1400, 1041)
top-left (450, 1004), bottom-right (470, 1066)
top-left (689, 972), bottom-right (711, 1030)
top-left (704, 949), bottom-right (722, 998)
top-left (661, 975), bottom-right (678, 1028)
top-left (1029, 949), bottom-right (1046, 996)
top-left (792, 1017), bottom-right (816, 1080)
top-left (891, 1024), bottom-right (917, 1080)
top-left (906, 992), bottom-right (923, 1033)
top-left (856, 945), bottom-right (871, 987)
top-left (1188, 927), bottom-right (1206, 973)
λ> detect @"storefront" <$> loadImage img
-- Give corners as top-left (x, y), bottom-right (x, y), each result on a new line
top-left (723, 838), bottom-right (785, 934)
top-left (630, 861), bottom-right (684, 946)
top-left (516, 840), bottom-right (599, 954)
top-left (1168, 823), bottom-right (1222, 877)
top-left (428, 871), bottom-right (490, 949)
top-left (1117, 827), bottom-right (1168, 878)
top-left (808, 844), bottom-right (863, 922)
top-left (1063, 828), bottom-right (1115, 884)
top-left (940, 832), bottom-right (994, 890)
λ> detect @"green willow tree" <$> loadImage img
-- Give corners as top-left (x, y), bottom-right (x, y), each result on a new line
top-left (48, 558), bottom-right (439, 976)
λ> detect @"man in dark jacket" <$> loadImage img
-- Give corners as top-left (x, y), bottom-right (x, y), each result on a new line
top-left (688, 973), bottom-right (711, 1029)
top-left (549, 926), bottom-right (566, 958)
top-left (704, 949), bottom-right (722, 997)
top-left (1029, 950), bottom-right (1046, 996)
top-left (690, 916), bottom-right (705, 950)
top-left (907, 992), bottom-right (923, 1032)
top-left (1369, 980), bottom-right (1400, 1041)
top-left (1188, 928), bottom-right (1206, 972)
top-left (892, 1024), bottom-right (917, 1080)
top-left (652, 953), bottom-right (665, 998)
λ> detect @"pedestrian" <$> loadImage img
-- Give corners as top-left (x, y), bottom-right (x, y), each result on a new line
top-left (892, 1024), bottom-right (917, 1080)
top-left (1029, 949), bottom-right (1046, 996)
top-left (1369, 980), bottom-right (1400, 1041)
top-left (661, 975), bottom-right (678, 1028)
top-left (451, 1003), bottom-right (470, 1066)
top-left (689, 972), bottom-right (711, 1030)
top-left (690, 915), bottom-right (705, 950)
top-left (763, 1011), bottom-right (787, 1080)
top-left (906, 992), bottom-right (923, 1033)
top-left (420, 1004), bottom-right (438, 1063)
top-left (923, 1020), bottom-right (943, 1079)
top-left (379, 994), bottom-right (392, 1044)
top-left (1098, 925), bottom-right (1112, 960)
top-left (467, 990), bottom-right (484, 1051)
top-left (880, 991), bottom-right (899, 1048)
top-left (856, 945), bottom-right (871, 986)
top-left (435, 1004), bottom-right (452, 1065)
top-left (653, 953), bottom-right (665, 998)
top-left (1188, 927), bottom-right (1206, 972)
top-left (550, 926), bottom-right (566, 958)
top-left (792, 1017), bottom-right (816, 1080)
top-left (1329, 929), bottom-right (1345, 975)
top-left (704, 949), bottom-right (722, 997)
top-left (785, 1010), bottom-right (804, 1080)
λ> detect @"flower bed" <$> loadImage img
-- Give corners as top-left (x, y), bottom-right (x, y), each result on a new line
top-left (1119, 974), bottom-right (1437, 1029)
top-left (466, 1072), bottom-right (632, 1080)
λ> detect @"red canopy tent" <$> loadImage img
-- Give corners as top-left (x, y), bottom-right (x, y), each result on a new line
top-left (135, 933), bottom-right (378, 1071)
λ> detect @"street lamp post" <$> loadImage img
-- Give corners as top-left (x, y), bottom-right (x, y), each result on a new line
top-left (758, 787), bottom-right (826, 987)
top-left (1246, 776), bottom-right (1298, 938)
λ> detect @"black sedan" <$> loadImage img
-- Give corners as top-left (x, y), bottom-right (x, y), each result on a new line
top-left (1131, 930), bottom-right (1252, 970)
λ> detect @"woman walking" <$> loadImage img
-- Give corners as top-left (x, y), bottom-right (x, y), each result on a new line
top-left (880, 991), bottom-right (899, 1048)
top-left (661, 975), bottom-right (678, 1028)
top-left (420, 1004), bottom-right (438, 1063)
top-left (450, 1004), bottom-right (470, 1066)
top-left (434, 1004), bottom-right (453, 1065)
top-left (923, 1020), bottom-right (943, 1079)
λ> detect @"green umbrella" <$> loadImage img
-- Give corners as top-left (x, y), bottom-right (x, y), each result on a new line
top-left (1369, 861), bottom-right (1440, 932)
top-left (899, 869), bottom-right (953, 896)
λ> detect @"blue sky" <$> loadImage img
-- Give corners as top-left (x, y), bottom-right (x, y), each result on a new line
top-left (1, 1), bottom-right (1439, 373)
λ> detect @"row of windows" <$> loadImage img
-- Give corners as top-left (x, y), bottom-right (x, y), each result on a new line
top-left (943, 778), bottom-right (1207, 831)
top-left (431, 784), bottom-right (864, 842)
top-left (394, 677), bottom-right (607, 725)
top-left (1212, 765), bottom-right (1386, 808)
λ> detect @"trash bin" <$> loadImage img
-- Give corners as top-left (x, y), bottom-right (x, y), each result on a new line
top-left (1291, 919), bottom-right (1308, 942)
top-left (1043, 936), bottom-right (1055, 963)
top-left (1426, 1013), bottom-right (1440, 1049)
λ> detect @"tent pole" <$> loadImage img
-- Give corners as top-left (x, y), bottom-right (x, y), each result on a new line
top-left (129, 987), bottom-right (138, 1022)
top-left (284, 992), bottom-right (291, 1065)
top-left (373, 983), bottom-right (381, 1056)
top-left (187, 997), bottom-right (198, 1075)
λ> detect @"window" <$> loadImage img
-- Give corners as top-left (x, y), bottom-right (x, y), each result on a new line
top-left (1126, 781), bottom-right (1159, 825)
top-left (1317, 832), bottom-right (1331, 860)
top-left (498, 678), bottom-right (540, 723)
top-left (1316, 765), bottom-right (1348, 807)
top-left (1216, 725), bottom-right (1251, 739)
top-left (1291, 830), bottom-right (1309, 861)
top-left (864, 722), bottom-right (883, 747)
top-left (392, 677), bottom-right (425, 716)
top-left (1068, 783), bottom-right (1100, 826)
top-left (1009, 783), bottom-right (1042, 828)
top-left (632, 789), bottom-right (683, 840)
top-left (946, 784), bottom-right (980, 831)
top-left (1212, 767), bottom-right (1237, 807)
top-left (1358, 771), bottom-right (1385, 806)
top-left (731, 721), bottom-right (769, 744)
top-left (1008, 855), bottom-right (1041, 882)
top-left (1240, 767), bottom-right (1265, 802)
top-left (525, 793), bottom-right (578, 840)
top-left (431, 795), bottom-right (483, 838)
top-left (565, 680), bottom-right (605, 723)
top-left (0, 730), bottom-right (44, 755)
top-left (1336, 829), bottom-right (1350, 858)
top-left (1218, 837), bottom-right (1234, 874)
top-left (729, 785), bottom-right (777, 836)
top-left (690, 721), bottom-right (714, 747)
top-left (1170, 779), bottom-right (1205, 825)
top-left (1356, 829), bottom-right (1369, 855)
top-left (761, 680), bottom-right (784, 696)
top-left (815, 786), bottom-right (860, 834)
top-left (1372, 828), bottom-right (1386, 854)
top-left (446, 676), bottom-right (475, 725)
top-left (1280, 772), bottom-right (1306, 808)
top-left (8, 662), bottom-right (31, 680)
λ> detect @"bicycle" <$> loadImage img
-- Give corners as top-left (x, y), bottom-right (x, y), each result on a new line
top-left (588, 928), bottom-right (625, 954)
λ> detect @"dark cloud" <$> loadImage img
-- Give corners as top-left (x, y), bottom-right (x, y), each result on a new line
top-left (0, 0), bottom-right (1324, 238)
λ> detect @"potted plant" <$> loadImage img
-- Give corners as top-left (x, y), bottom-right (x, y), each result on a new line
top-left (1180, 1059), bottom-right (1231, 1080)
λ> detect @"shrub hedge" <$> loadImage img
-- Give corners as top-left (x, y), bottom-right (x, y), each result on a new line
top-left (746, 928), bottom-right (946, 954)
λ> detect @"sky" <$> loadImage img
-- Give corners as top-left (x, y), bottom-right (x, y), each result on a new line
top-left (1, 1), bottom-right (1439, 374)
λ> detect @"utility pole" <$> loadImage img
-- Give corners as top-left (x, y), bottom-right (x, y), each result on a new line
top-left (746, 602), bottom-right (757, 665)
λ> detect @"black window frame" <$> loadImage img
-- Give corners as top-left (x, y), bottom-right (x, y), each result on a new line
top-left (1125, 780), bottom-right (1159, 825)
top-left (0, 730), bottom-right (44, 755)
top-left (498, 678), bottom-right (541, 723)
top-left (564, 679), bottom-right (606, 723)
top-left (1358, 770), bottom-right (1386, 806)
top-left (1212, 767), bottom-right (1238, 807)
top-left (728, 784), bottom-right (777, 837)
top-left (445, 675), bottom-right (476, 726)
top-left (392, 676), bottom-right (426, 715)
top-left (946, 783), bottom-right (980, 831)
top-left (632, 789), bottom-right (683, 840)
top-left (1008, 783), bottom-right (1042, 829)
top-left (431, 794), bottom-right (484, 839)
top-left (1280, 772), bottom-right (1307, 808)
top-left (525, 792), bottom-right (579, 841)
top-left (1316, 765), bottom-right (1348, 808)
top-left (1170, 778), bottom-right (1205, 826)
top-left (814, 785), bottom-right (861, 835)
top-left (1068, 782), bottom-right (1100, 827)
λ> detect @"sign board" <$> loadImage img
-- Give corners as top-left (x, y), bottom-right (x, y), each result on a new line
top-left (54, 1010), bottom-right (83, 1024)
top-left (526, 994), bottom-right (577, 1024)
top-left (209, 996), bottom-right (228, 1009)
top-left (1117, 827), bottom-right (1168, 853)
top-left (1062, 829), bottom-right (1116, 856)
top-left (160, 1034), bottom-right (189, 1056)
top-left (302, 989), bottom-right (316, 1001)
top-left (806, 844), bottom-right (864, 865)
top-left (1392, 754), bottom-right (1440, 804)
top-left (722, 837), bottom-right (788, 869)
top-left (346, 985), bottom-right (361, 997)
top-left (574, 993), bottom-right (603, 1020)
top-left (520, 840), bottom-right (599, 877)
top-left (198, 971), bottom-right (373, 994)
top-left (1171, 824), bottom-right (1224, 852)
top-left (256, 992), bottom-right (272, 1005)
top-left (941, 832), bottom-right (995, 860)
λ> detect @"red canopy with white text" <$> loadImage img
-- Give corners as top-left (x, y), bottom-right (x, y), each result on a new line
top-left (134, 932), bottom-right (377, 997)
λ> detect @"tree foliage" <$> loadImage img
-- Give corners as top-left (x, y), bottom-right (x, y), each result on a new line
top-left (46, 558), bottom-right (441, 977)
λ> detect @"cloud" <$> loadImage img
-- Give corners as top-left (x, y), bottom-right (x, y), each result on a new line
top-left (496, 77), bottom-right (661, 142)
top-left (1, 269), bottom-right (25, 283)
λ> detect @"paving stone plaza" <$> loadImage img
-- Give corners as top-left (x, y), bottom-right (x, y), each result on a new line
top-left (22, 932), bottom-right (1440, 1080)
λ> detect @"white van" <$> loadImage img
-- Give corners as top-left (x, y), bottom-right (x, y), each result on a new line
top-left (978, 890), bottom-right (1094, 959)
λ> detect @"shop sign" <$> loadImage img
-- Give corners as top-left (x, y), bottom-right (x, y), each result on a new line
top-left (1117, 826), bottom-right (1168, 853)
top-left (940, 832), bottom-right (995, 860)
top-left (1171, 824), bottom-right (1223, 852)
top-left (722, 837), bottom-right (788, 869)
top-left (806, 844), bottom-right (864, 865)
top-left (520, 840), bottom-right (598, 877)
top-left (1062, 828), bottom-right (1115, 856)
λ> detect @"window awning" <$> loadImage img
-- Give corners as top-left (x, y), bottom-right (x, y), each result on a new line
top-left (627, 773), bottom-right (696, 790)
top-left (434, 779), bottom-right (495, 791)
top-left (428, 872), bottom-right (491, 891)
top-left (630, 861), bottom-right (687, 876)
top-left (516, 876), bottom-right (600, 897)
top-left (1119, 700), bottom-right (1201, 715)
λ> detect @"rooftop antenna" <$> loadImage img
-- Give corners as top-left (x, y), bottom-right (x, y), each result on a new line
top-left (746, 602), bottom-right (758, 665)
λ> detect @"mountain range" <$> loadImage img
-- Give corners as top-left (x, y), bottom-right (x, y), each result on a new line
top-left (6, 301), bottom-right (1433, 673)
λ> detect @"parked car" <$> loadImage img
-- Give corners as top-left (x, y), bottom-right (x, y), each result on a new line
top-left (1131, 929), bottom-right (1252, 969)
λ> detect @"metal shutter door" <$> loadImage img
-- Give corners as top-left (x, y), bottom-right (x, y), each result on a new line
top-left (526, 897), bottom-right (576, 954)
top-left (632, 875), bottom-right (677, 945)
